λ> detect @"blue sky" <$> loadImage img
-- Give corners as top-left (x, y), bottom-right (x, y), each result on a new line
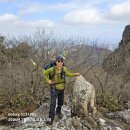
top-left (0, 0), bottom-right (130, 48)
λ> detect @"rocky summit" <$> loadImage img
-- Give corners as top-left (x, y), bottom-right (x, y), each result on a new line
top-left (0, 102), bottom-right (127, 130)
top-left (0, 75), bottom-right (128, 130)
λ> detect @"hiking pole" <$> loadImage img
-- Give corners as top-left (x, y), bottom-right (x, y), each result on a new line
top-left (45, 81), bottom-right (65, 87)
top-left (50, 81), bottom-right (65, 86)
top-left (44, 80), bottom-right (75, 88)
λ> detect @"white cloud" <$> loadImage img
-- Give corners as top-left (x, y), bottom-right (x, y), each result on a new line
top-left (15, 20), bottom-right (54, 28)
top-left (0, 14), bottom-right (18, 23)
top-left (106, 1), bottom-right (130, 21)
top-left (0, 0), bottom-right (129, 45)
top-left (63, 0), bottom-right (130, 25)
top-left (0, 0), bottom-right (16, 2)
top-left (19, 2), bottom-right (76, 15)
top-left (0, 14), bottom-right (54, 36)
top-left (44, 3), bottom-right (76, 11)
top-left (63, 8), bottom-right (104, 25)
top-left (0, 14), bottom-right (54, 27)
top-left (19, 3), bottom-right (43, 15)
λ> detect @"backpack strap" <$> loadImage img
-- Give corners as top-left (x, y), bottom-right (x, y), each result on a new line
top-left (50, 66), bottom-right (65, 83)
top-left (52, 66), bottom-right (56, 80)
top-left (61, 66), bottom-right (66, 83)
top-left (49, 66), bottom-right (56, 80)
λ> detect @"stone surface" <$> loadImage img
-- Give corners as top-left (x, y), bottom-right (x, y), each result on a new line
top-left (103, 25), bottom-right (130, 74)
top-left (122, 25), bottom-right (130, 45)
top-left (0, 105), bottom-right (125, 130)
top-left (0, 114), bottom-right (6, 121)
top-left (0, 76), bottom-right (126, 130)
top-left (105, 110), bottom-right (130, 124)
top-left (128, 101), bottom-right (130, 110)
top-left (72, 75), bottom-right (96, 117)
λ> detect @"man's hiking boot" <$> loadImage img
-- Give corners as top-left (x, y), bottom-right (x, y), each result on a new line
top-left (46, 118), bottom-right (53, 125)
top-left (57, 113), bottom-right (63, 119)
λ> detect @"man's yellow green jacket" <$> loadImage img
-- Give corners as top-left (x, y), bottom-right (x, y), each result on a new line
top-left (43, 66), bottom-right (75, 90)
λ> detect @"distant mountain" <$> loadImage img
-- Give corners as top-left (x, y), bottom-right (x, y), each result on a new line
top-left (66, 44), bottom-right (112, 70)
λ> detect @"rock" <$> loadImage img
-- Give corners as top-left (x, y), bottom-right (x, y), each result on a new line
top-left (128, 101), bottom-right (130, 110)
top-left (65, 118), bottom-right (72, 128)
top-left (125, 125), bottom-right (130, 130)
top-left (72, 75), bottom-right (96, 117)
top-left (0, 114), bottom-right (7, 121)
top-left (99, 107), bottom-right (107, 113)
top-left (122, 25), bottom-right (130, 45)
top-left (105, 110), bottom-right (130, 124)
top-left (0, 126), bottom-right (5, 130)
top-left (0, 104), bottom-right (124, 130)
top-left (99, 118), bottom-right (106, 126)
top-left (102, 25), bottom-right (130, 104)
top-left (80, 118), bottom-right (93, 130)
top-left (71, 116), bottom-right (81, 130)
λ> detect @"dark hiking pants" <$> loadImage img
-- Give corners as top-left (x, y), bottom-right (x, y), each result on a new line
top-left (49, 88), bottom-right (64, 120)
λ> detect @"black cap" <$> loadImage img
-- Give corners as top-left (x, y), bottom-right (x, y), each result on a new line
top-left (56, 55), bottom-right (64, 61)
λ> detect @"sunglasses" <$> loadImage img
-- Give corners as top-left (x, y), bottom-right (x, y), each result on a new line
top-left (57, 60), bottom-right (63, 63)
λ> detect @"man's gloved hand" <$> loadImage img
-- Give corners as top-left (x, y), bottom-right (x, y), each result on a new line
top-left (48, 80), bottom-right (53, 85)
top-left (74, 73), bottom-right (80, 76)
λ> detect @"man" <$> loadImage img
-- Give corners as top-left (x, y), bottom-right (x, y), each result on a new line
top-left (43, 55), bottom-right (80, 125)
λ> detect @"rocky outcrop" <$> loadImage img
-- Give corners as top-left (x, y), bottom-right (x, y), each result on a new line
top-left (103, 25), bottom-right (130, 76)
top-left (0, 104), bottom-right (126, 130)
top-left (106, 110), bottom-right (130, 125)
top-left (119, 25), bottom-right (130, 47)
top-left (0, 75), bottom-right (127, 130)
top-left (102, 25), bottom-right (130, 102)
top-left (72, 75), bottom-right (96, 117)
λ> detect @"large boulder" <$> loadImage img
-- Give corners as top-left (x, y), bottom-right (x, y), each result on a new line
top-left (72, 75), bottom-right (96, 117)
